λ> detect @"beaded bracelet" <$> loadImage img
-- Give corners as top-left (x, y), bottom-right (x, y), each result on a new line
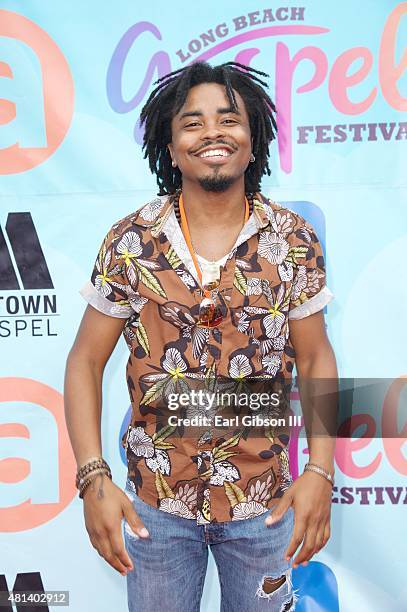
top-left (78, 468), bottom-right (112, 499)
top-left (76, 464), bottom-right (112, 491)
top-left (75, 458), bottom-right (110, 489)
top-left (79, 479), bottom-right (93, 499)
top-left (304, 462), bottom-right (335, 487)
top-left (77, 464), bottom-right (111, 486)
top-left (79, 470), bottom-right (111, 499)
top-left (76, 457), bottom-right (107, 475)
top-left (77, 456), bottom-right (104, 470)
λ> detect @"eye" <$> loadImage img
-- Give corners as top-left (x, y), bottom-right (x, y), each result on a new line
top-left (185, 122), bottom-right (200, 128)
top-left (222, 119), bottom-right (237, 124)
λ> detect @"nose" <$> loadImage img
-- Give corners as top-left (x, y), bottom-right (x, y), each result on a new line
top-left (200, 121), bottom-right (226, 142)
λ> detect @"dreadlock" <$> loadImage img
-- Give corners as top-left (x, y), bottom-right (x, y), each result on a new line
top-left (139, 61), bottom-right (278, 196)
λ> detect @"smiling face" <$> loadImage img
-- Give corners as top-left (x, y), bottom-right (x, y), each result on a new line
top-left (167, 82), bottom-right (252, 193)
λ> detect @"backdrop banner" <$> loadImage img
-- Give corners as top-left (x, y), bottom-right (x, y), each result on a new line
top-left (0, 2), bottom-right (406, 611)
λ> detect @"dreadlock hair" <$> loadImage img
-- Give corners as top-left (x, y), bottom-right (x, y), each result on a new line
top-left (139, 61), bottom-right (277, 196)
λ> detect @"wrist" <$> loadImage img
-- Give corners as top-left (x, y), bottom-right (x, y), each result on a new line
top-left (80, 470), bottom-right (111, 499)
top-left (77, 455), bottom-right (103, 471)
top-left (308, 458), bottom-right (335, 474)
top-left (303, 462), bottom-right (335, 487)
top-left (76, 457), bottom-right (112, 498)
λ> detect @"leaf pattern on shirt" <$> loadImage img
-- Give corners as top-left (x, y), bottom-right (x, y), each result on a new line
top-left (127, 424), bottom-right (176, 477)
top-left (87, 192), bottom-right (331, 523)
top-left (224, 466), bottom-right (278, 520)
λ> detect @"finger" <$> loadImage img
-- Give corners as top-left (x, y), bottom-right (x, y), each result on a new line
top-left (322, 521), bottom-right (331, 546)
top-left (292, 523), bottom-right (319, 567)
top-left (97, 532), bottom-right (130, 576)
top-left (89, 534), bottom-right (103, 556)
top-left (265, 493), bottom-right (292, 526)
top-left (284, 517), bottom-right (306, 561)
top-left (122, 500), bottom-right (149, 538)
top-left (314, 522), bottom-right (327, 554)
top-left (109, 529), bottom-right (134, 572)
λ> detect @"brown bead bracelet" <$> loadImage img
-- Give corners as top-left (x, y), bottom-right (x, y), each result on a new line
top-left (75, 457), bottom-right (110, 489)
top-left (78, 468), bottom-right (112, 499)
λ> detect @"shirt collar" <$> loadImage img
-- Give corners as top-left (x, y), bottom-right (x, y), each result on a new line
top-left (252, 192), bottom-right (273, 230)
top-left (133, 191), bottom-right (272, 237)
top-left (133, 194), bottom-right (175, 237)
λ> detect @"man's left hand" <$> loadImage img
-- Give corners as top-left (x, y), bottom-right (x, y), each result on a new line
top-left (264, 471), bottom-right (333, 568)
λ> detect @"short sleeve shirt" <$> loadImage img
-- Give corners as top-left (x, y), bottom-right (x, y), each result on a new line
top-left (80, 192), bottom-right (333, 523)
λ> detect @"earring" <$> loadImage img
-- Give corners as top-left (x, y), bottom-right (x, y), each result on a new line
top-left (172, 161), bottom-right (177, 168)
top-left (249, 153), bottom-right (255, 163)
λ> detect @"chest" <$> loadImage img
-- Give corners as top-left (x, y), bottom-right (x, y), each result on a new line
top-left (189, 224), bottom-right (244, 262)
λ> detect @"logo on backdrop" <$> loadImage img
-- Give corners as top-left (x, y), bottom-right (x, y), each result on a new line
top-left (0, 572), bottom-right (52, 611)
top-left (0, 213), bottom-right (58, 338)
top-left (107, 4), bottom-right (407, 174)
top-left (0, 378), bottom-right (77, 531)
top-left (0, 9), bottom-right (74, 174)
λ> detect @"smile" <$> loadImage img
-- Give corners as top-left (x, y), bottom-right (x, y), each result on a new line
top-left (196, 148), bottom-right (233, 160)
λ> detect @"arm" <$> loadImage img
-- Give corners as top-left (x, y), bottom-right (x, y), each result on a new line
top-left (64, 304), bottom-right (126, 467)
top-left (290, 309), bottom-right (338, 474)
top-left (64, 304), bottom-right (149, 577)
top-left (265, 310), bottom-right (338, 568)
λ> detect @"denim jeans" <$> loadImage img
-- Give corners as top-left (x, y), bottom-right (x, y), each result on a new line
top-left (123, 482), bottom-right (297, 612)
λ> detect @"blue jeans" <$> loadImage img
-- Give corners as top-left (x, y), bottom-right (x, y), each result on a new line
top-left (123, 483), bottom-right (297, 612)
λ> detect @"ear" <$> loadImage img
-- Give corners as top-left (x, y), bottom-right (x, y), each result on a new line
top-left (167, 143), bottom-right (174, 162)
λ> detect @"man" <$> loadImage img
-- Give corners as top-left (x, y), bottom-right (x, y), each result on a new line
top-left (64, 61), bottom-right (337, 612)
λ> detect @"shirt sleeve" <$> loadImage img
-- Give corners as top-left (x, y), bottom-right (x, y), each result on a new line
top-left (288, 220), bottom-right (334, 320)
top-left (79, 225), bottom-right (134, 319)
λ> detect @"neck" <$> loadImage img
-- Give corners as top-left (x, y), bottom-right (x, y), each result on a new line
top-left (180, 179), bottom-right (247, 228)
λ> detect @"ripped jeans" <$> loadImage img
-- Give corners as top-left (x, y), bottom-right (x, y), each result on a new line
top-left (123, 482), bottom-right (298, 612)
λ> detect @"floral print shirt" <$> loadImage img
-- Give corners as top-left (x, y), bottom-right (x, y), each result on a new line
top-left (80, 192), bottom-right (333, 523)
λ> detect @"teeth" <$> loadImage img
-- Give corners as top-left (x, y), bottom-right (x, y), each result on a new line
top-left (199, 149), bottom-right (231, 158)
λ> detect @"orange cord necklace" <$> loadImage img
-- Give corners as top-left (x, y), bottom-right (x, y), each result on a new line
top-left (178, 192), bottom-right (249, 298)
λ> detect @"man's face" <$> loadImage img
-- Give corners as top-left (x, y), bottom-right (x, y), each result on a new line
top-left (168, 82), bottom-right (252, 193)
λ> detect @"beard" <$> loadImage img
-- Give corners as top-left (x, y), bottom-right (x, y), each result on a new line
top-left (197, 170), bottom-right (237, 193)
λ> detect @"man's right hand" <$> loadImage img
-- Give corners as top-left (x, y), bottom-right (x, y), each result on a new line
top-left (83, 476), bottom-right (149, 576)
